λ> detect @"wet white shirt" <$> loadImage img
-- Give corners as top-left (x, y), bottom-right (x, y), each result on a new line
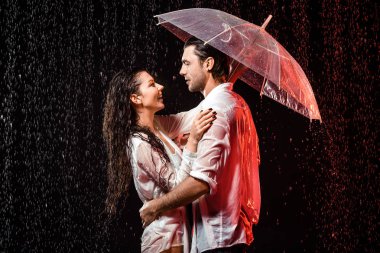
top-left (156, 83), bottom-right (261, 252)
top-left (131, 131), bottom-right (196, 253)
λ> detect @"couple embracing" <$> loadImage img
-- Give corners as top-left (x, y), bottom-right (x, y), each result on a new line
top-left (103, 37), bottom-right (261, 253)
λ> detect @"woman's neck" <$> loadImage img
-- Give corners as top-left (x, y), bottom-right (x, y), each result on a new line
top-left (136, 110), bottom-right (156, 132)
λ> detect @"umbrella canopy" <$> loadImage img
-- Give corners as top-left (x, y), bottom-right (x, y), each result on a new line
top-left (155, 8), bottom-right (322, 121)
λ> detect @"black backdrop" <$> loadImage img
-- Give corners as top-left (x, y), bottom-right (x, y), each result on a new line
top-left (1, 0), bottom-right (378, 252)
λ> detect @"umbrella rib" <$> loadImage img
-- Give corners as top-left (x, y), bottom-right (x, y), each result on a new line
top-left (265, 29), bottom-right (280, 91)
top-left (156, 20), bottom-right (175, 26)
top-left (255, 43), bottom-right (289, 60)
top-left (204, 23), bottom-right (251, 45)
top-left (155, 16), bottom-right (185, 26)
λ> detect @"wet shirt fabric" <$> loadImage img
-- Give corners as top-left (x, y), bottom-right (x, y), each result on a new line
top-left (130, 131), bottom-right (196, 253)
top-left (156, 83), bottom-right (261, 253)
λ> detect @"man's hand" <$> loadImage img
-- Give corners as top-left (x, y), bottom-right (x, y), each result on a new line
top-left (139, 200), bottom-right (159, 228)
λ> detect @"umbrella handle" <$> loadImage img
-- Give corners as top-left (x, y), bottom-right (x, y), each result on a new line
top-left (228, 60), bottom-right (248, 84)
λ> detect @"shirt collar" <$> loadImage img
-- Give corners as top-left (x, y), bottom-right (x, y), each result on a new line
top-left (204, 83), bottom-right (233, 100)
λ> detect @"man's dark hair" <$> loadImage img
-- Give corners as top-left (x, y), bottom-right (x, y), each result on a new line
top-left (184, 37), bottom-right (229, 82)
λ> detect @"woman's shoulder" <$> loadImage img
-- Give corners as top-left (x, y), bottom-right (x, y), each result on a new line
top-left (130, 133), bottom-right (150, 149)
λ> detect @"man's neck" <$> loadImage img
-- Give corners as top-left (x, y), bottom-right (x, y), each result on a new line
top-left (202, 77), bottom-right (226, 97)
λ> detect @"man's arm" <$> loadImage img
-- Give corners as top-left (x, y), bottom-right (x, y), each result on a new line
top-left (140, 176), bottom-right (209, 226)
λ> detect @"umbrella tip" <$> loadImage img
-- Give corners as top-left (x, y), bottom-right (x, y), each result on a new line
top-left (261, 15), bottom-right (273, 30)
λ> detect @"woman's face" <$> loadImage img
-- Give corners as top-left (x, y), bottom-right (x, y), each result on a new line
top-left (134, 71), bottom-right (165, 113)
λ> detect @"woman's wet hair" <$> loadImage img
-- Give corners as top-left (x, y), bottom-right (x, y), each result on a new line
top-left (103, 68), bottom-right (170, 217)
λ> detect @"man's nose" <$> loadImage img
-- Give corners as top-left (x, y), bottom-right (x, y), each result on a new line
top-left (179, 66), bottom-right (185, 76)
top-left (156, 83), bottom-right (164, 90)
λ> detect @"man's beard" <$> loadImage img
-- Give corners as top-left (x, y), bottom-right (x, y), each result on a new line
top-left (188, 76), bottom-right (206, 92)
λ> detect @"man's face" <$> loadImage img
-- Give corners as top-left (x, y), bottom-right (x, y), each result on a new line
top-left (179, 45), bottom-right (207, 92)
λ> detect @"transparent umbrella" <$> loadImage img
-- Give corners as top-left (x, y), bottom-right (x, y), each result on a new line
top-left (155, 8), bottom-right (322, 121)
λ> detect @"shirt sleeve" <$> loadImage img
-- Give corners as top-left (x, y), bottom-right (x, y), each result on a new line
top-left (135, 141), bottom-right (197, 192)
top-left (189, 107), bottom-right (232, 195)
top-left (154, 103), bottom-right (202, 139)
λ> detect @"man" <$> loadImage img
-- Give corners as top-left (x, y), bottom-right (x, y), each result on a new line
top-left (141, 37), bottom-right (261, 252)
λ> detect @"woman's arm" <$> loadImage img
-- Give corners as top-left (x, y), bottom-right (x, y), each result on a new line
top-left (136, 110), bottom-right (216, 191)
top-left (154, 103), bottom-right (202, 139)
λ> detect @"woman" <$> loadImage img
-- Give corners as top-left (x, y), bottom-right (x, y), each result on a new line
top-left (102, 68), bottom-right (215, 253)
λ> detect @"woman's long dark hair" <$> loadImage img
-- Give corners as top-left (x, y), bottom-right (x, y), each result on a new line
top-left (102, 68), bottom-right (170, 217)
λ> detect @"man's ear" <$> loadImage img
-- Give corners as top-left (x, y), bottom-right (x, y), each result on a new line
top-left (204, 57), bottom-right (215, 71)
top-left (130, 94), bottom-right (141, 105)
